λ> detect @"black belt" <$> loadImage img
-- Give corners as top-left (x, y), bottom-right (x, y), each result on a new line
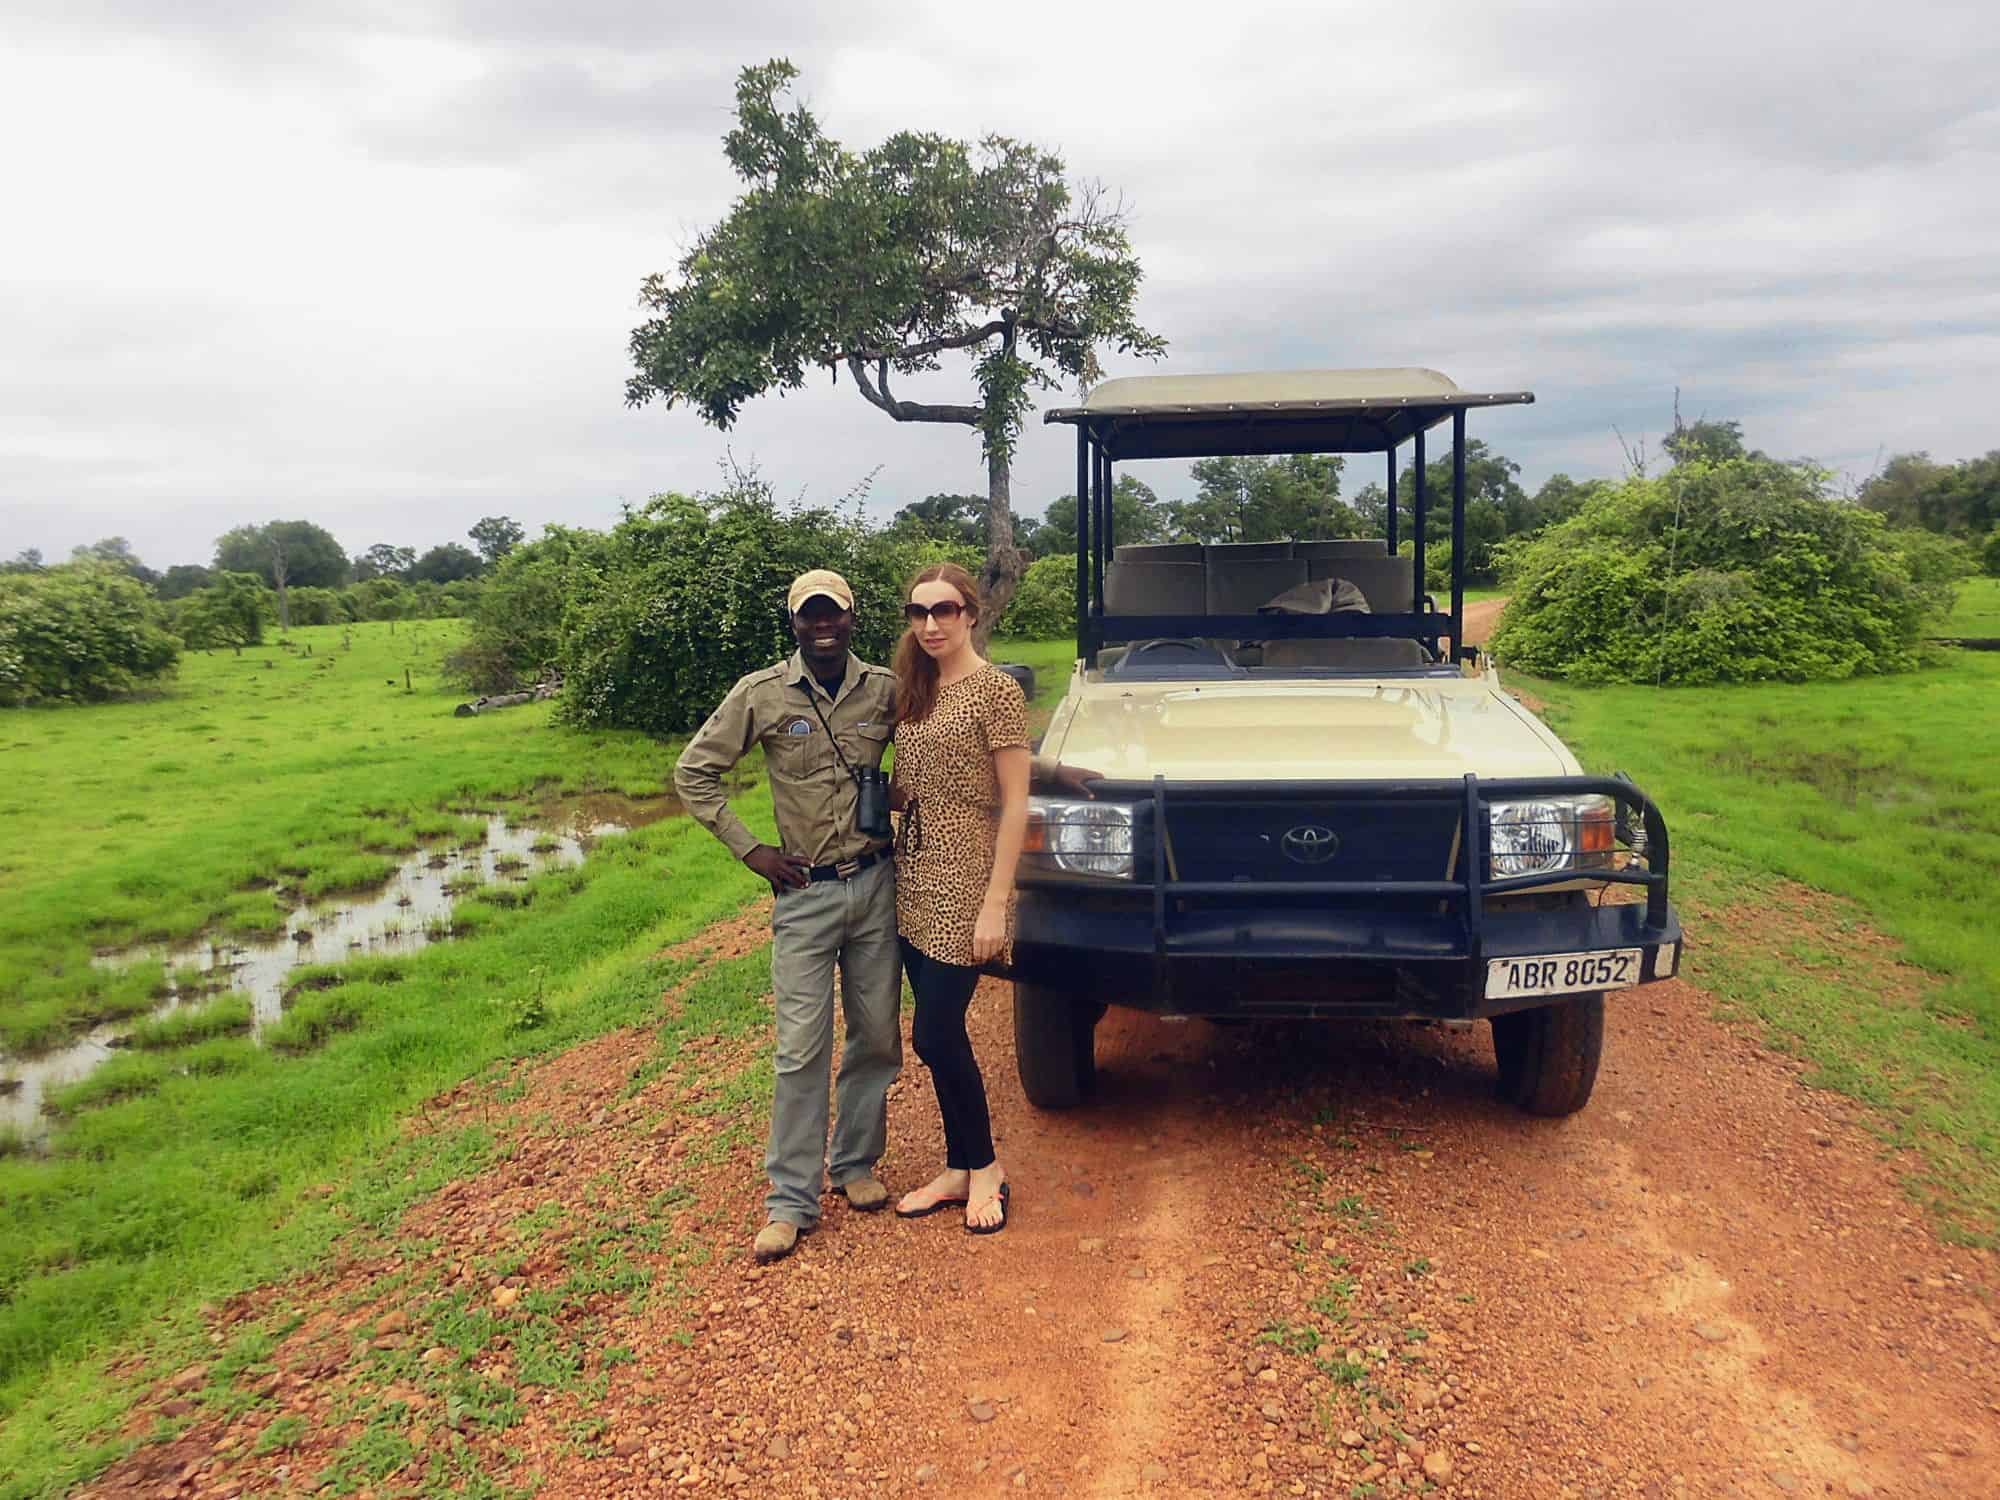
top-left (805, 848), bottom-right (887, 883)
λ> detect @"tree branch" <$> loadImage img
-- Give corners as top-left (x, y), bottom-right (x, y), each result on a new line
top-left (838, 311), bottom-right (1084, 368)
top-left (845, 357), bottom-right (981, 425)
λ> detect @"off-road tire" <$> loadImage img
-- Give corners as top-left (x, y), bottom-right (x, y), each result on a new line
top-left (1490, 992), bottom-right (1604, 1117)
top-left (1014, 981), bottom-right (1098, 1109)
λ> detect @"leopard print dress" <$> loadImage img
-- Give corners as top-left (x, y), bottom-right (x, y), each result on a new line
top-left (892, 664), bottom-right (1031, 967)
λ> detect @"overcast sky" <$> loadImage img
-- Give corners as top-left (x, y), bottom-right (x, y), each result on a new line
top-left (5, 0), bottom-right (1996, 569)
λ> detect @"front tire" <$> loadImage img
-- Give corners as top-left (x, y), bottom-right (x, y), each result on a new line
top-left (1490, 992), bottom-right (1604, 1117)
top-left (1014, 981), bottom-right (1098, 1109)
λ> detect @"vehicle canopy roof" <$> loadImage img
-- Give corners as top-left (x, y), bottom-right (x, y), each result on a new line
top-left (1045, 367), bottom-right (1534, 460)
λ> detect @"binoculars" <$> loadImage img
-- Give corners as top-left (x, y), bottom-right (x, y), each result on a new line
top-left (853, 766), bottom-right (892, 840)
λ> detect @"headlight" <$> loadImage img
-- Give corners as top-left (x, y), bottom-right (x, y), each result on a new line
top-left (1024, 797), bottom-right (1137, 879)
top-left (1487, 796), bottom-right (1614, 878)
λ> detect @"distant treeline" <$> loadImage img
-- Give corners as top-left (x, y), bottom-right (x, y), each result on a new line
top-left (4, 418), bottom-right (1995, 708)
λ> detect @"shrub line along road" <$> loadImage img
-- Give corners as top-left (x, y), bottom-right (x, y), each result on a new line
top-left (82, 899), bottom-right (1997, 1499)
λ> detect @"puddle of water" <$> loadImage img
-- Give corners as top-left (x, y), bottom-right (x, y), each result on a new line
top-left (1, 796), bottom-right (678, 1142)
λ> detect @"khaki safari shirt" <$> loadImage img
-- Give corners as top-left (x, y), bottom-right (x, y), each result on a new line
top-left (673, 651), bottom-right (898, 869)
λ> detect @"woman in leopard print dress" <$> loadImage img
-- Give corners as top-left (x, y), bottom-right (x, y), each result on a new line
top-left (888, 562), bottom-right (1030, 1235)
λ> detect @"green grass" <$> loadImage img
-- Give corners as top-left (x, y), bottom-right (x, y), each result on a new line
top-left (0, 620), bottom-right (784, 1497)
top-left (123, 995), bottom-right (254, 1050)
top-left (1516, 651), bottom-right (2000, 1240)
top-left (0, 620), bottom-right (674, 1054)
top-left (1940, 575), bottom-right (2000, 637)
top-left (991, 637), bottom-right (1079, 726)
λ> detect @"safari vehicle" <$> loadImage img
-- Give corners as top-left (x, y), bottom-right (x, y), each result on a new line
top-left (1007, 369), bottom-right (1682, 1116)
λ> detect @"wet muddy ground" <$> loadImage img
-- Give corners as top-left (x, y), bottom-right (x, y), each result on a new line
top-left (0, 795), bottom-right (679, 1140)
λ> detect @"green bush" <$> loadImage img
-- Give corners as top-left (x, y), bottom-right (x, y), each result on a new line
top-left (1490, 458), bottom-right (1967, 684)
top-left (559, 477), bottom-right (922, 735)
top-left (1984, 526), bottom-right (2000, 578)
top-left (0, 563), bottom-right (180, 706)
top-left (171, 572), bottom-right (269, 651)
top-left (996, 553), bottom-right (1076, 639)
top-left (284, 586), bottom-right (343, 627)
top-left (443, 527), bottom-right (607, 694)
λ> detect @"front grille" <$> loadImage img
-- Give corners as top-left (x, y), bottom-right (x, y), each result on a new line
top-left (1162, 798), bottom-right (1462, 886)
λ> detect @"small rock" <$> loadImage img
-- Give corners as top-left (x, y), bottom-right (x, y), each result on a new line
top-left (1255, 1367), bottom-right (1278, 1384)
top-left (1844, 1481), bottom-right (1874, 1498)
top-left (767, 1434), bottom-right (791, 1460)
top-left (1222, 1371), bottom-right (1243, 1389)
top-left (375, 1309), bottom-right (409, 1335)
top-left (614, 1435), bottom-right (644, 1457)
top-left (1078, 1238), bottom-right (1103, 1254)
top-left (169, 1365), bottom-right (208, 1394)
top-left (1126, 1264), bottom-right (1148, 1280)
top-left (914, 1464), bottom-right (939, 1484)
top-left (1693, 1321), bottom-right (1729, 1342)
top-left (1261, 1403), bottom-right (1283, 1422)
top-left (1341, 1430), bottom-right (1365, 1448)
top-left (421, 1346), bottom-right (449, 1364)
top-left (491, 1287), bottom-right (520, 1309)
top-left (1769, 1473), bottom-right (1799, 1494)
top-left (1102, 1328), bottom-right (1128, 1343)
top-left (967, 1400), bottom-right (998, 1424)
top-left (1423, 1452), bottom-right (1455, 1482)
top-left (1141, 1461), bottom-right (1169, 1484)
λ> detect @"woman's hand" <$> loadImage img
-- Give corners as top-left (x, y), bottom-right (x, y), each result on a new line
top-left (971, 893), bottom-right (1010, 964)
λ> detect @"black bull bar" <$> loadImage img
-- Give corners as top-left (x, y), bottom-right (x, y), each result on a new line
top-left (1005, 774), bottom-right (1682, 1018)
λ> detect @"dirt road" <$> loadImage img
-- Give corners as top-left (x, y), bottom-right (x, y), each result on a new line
top-left (88, 908), bottom-right (1998, 1500)
top-left (1461, 598), bottom-right (1507, 647)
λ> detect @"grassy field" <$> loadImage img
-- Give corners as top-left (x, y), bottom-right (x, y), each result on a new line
top-left (1940, 574), bottom-right (2000, 636)
top-left (0, 622), bottom-right (784, 1493)
top-left (4, 619), bottom-right (1997, 1494)
top-left (1517, 650), bottom-right (2000, 1242)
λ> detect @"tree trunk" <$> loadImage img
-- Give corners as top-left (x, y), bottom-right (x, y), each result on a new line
top-left (976, 445), bottom-right (1026, 652)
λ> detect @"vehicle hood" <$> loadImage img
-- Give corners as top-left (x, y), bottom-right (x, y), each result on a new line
top-left (1046, 677), bottom-right (1578, 782)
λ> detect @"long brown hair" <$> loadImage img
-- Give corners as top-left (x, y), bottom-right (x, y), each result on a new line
top-left (893, 561), bottom-right (982, 725)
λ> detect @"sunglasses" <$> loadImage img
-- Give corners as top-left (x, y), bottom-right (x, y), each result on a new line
top-left (903, 600), bottom-right (969, 625)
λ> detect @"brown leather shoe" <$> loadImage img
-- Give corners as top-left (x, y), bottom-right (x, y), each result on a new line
top-left (839, 1175), bottom-right (889, 1212)
top-left (752, 1220), bottom-right (810, 1264)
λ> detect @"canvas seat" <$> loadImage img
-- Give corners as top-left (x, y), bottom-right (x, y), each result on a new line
top-left (1103, 560), bottom-right (1206, 616)
top-left (1260, 638), bottom-right (1429, 670)
top-left (1295, 539), bottom-right (1389, 560)
top-left (1206, 557), bottom-right (1307, 615)
top-left (1205, 540), bottom-right (1295, 562)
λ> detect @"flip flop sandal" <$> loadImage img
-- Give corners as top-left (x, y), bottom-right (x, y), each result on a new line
top-left (964, 1181), bottom-right (1011, 1237)
top-left (895, 1191), bottom-right (970, 1220)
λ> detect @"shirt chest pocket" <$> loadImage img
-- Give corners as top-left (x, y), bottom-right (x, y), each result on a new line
top-left (840, 720), bottom-right (892, 771)
top-left (765, 721), bottom-right (836, 780)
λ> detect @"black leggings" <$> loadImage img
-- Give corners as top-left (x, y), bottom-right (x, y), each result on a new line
top-left (900, 938), bottom-right (994, 1171)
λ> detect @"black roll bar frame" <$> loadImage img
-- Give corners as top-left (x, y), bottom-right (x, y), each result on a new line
top-left (1072, 407), bottom-right (1476, 663)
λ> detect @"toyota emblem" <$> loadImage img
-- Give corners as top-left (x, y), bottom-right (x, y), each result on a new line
top-left (1279, 824), bottom-right (1340, 865)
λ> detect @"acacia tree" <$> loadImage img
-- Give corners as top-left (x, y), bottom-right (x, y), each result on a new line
top-left (626, 60), bottom-right (1165, 641)
top-left (215, 520), bottom-right (347, 629)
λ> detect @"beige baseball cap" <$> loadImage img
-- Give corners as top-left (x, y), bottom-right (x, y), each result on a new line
top-left (786, 568), bottom-right (855, 614)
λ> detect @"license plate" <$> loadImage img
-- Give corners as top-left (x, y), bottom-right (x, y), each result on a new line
top-left (1486, 948), bottom-right (1642, 999)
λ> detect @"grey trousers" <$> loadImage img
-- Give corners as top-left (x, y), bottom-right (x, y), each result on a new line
top-left (765, 857), bottom-right (903, 1227)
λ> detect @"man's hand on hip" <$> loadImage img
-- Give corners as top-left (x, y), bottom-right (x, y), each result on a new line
top-left (746, 844), bottom-right (814, 892)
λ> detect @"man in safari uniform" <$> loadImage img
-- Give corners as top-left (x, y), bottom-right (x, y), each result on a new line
top-left (674, 570), bottom-right (902, 1264)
